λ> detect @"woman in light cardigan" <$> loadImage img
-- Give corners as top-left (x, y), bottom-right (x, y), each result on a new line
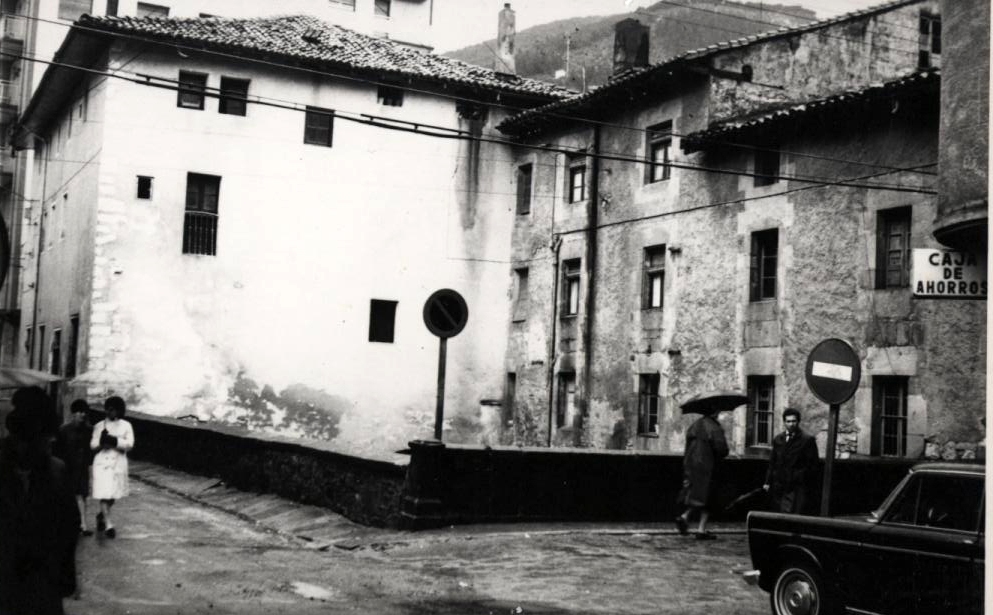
top-left (89, 396), bottom-right (134, 538)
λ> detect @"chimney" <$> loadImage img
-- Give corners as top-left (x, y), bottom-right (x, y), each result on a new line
top-left (613, 18), bottom-right (649, 75)
top-left (496, 3), bottom-right (516, 74)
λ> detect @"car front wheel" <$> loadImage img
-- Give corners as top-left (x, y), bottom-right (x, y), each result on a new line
top-left (771, 563), bottom-right (834, 615)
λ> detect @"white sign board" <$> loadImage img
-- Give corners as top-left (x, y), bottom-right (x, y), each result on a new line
top-left (912, 249), bottom-right (987, 299)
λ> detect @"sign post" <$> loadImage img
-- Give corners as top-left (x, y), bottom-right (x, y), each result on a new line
top-left (804, 338), bottom-right (861, 516)
top-left (422, 289), bottom-right (468, 441)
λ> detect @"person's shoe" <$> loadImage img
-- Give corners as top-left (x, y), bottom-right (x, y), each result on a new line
top-left (694, 531), bottom-right (717, 540)
top-left (674, 516), bottom-right (689, 535)
top-left (105, 527), bottom-right (116, 539)
top-left (96, 513), bottom-right (106, 532)
top-left (80, 528), bottom-right (94, 537)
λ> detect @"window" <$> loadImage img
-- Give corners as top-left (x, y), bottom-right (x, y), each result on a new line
top-left (329, 0), bottom-right (356, 9)
top-left (749, 228), bottom-right (778, 301)
top-left (637, 373), bottom-right (660, 435)
top-left (374, 0), bottom-right (390, 17)
top-left (505, 372), bottom-right (516, 422)
top-left (50, 329), bottom-right (62, 376)
top-left (568, 155), bottom-right (587, 203)
top-left (746, 376), bottom-right (775, 447)
top-left (106, 0), bottom-right (118, 15)
top-left (556, 372), bottom-right (576, 428)
top-left (885, 474), bottom-right (983, 532)
top-left (66, 315), bottom-right (79, 378)
top-left (137, 176), bottom-right (153, 199)
top-left (512, 267), bottom-right (529, 322)
top-left (182, 173), bottom-right (220, 255)
top-left (177, 71), bottom-right (207, 110)
top-left (136, 2), bottom-right (169, 17)
top-left (304, 107), bottom-right (334, 147)
top-left (872, 376), bottom-right (908, 457)
top-left (646, 121), bottom-right (672, 183)
top-left (24, 326), bottom-right (32, 369)
top-left (516, 163), bottom-right (532, 215)
top-left (918, 13), bottom-right (941, 68)
top-left (562, 259), bottom-right (581, 317)
top-left (218, 77), bottom-right (249, 116)
top-left (74, 91), bottom-right (87, 123)
top-left (876, 207), bottom-right (911, 288)
top-left (377, 85), bottom-right (403, 107)
top-left (37, 325), bottom-right (46, 371)
top-left (368, 299), bottom-right (398, 343)
top-left (754, 148), bottom-right (780, 187)
top-left (642, 245), bottom-right (665, 309)
top-left (58, 0), bottom-right (92, 20)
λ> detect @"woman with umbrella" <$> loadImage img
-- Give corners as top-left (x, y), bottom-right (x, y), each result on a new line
top-left (674, 390), bottom-right (745, 539)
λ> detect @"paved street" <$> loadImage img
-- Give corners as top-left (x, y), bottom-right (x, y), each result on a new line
top-left (65, 465), bottom-right (769, 615)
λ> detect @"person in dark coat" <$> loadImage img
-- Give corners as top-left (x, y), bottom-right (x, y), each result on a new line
top-left (763, 407), bottom-right (819, 514)
top-left (675, 408), bottom-right (729, 539)
top-left (0, 386), bottom-right (79, 615)
top-left (54, 399), bottom-right (94, 536)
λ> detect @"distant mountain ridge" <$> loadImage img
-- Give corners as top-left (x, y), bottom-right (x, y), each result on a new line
top-left (445, 0), bottom-right (816, 91)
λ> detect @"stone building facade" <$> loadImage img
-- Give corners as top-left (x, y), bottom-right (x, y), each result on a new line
top-left (498, 0), bottom-right (986, 460)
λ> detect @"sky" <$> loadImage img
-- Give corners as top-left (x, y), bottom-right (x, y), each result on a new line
top-left (432, 0), bottom-right (886, 52)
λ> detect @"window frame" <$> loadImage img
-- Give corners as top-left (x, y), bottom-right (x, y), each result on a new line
top-left (876, 206), bottom-right (912, 289)
top-left (561, 258), bottom-right (581, 317)
top-left (646, 121), bottom-right (672, 183)
top-left (556, 371), bottom-right (577, 428)
top-left (136, 1), bottom-right (170, 17)
top-left (304, 106), bottom-right (334, 147)
top-left (749, 228), bottom-right (778, 302)
top-left (182, 172), bottom-right (221, 256)
top-left (218, 76), bottom-right (250, 116)
top-left (746, 375), bottom-right (775, 447)
top-left (49, 328), bottom-right (62, 376)
top-left (918, 13), bottom-right (941, 68)
top-left (567, 157), bottom-right (587, 204)
top-left (177, 71), bottom-right (208, 110)
top-left (637, 373), bottom-right (661, 436)
top-left (872, 376), bottom-right (909, 457)
top-left (512, 267), bottom-right (529, 322)
top-left (516, 163), bottom-right (533, 215)
top-left (642, 245), bottom-right (665, 310)
top-left (374, 0), bottom-right (391, 17)
top-left (66, 314), bottom-right (79, 378)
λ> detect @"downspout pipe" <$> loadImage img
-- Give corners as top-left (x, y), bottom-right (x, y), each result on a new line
top-left (580, 125), bottom-right (601, 445)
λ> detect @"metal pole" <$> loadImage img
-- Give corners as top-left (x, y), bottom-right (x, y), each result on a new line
top-left (433, 336), bottom-right (447, 441)
top-left (820, 403), bottom-right (840, 516)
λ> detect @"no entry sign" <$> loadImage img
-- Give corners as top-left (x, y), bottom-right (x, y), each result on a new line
top-left (804, 338), bottom-right (861, 405)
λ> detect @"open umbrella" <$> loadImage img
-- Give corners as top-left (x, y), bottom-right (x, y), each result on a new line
top-left (0, 367), bottom-right (63, 389)
top-left (680, 389), bottom-right (749, 414)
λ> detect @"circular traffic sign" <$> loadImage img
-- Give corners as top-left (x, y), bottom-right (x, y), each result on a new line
top-left (423, 289), bottom-right (468, 338)
top-left (804, 338), bottom-right (862, 405)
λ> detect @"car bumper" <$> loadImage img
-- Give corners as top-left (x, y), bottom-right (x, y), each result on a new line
top-left (742, 570), bottom-right (761, 586)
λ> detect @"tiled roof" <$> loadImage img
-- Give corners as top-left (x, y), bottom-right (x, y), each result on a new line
top-left (75, 14), bottom-right (572, 100)
top-left (499, 0), bottom-right (922, 135)
top-left (680, 69), bottom-right (939, 151)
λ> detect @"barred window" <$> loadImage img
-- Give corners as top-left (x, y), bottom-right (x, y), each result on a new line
top-left (304, 107), bottom-right (334, 147)
top-left (872, 376), bottom-right (909, 457)
top-left (876, 207), bottom-right (911, 288)
top-left (746, 376), bottom-right (775, 446)
top-left (182, 173), bottom-right (220, 255)
top-left (637, 373), bottom-right (660, 435)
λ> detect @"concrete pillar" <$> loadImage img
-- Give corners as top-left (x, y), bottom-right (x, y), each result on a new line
top-left (612, 18), bottom-right (649, 76)
top-left (496, 3), bottom-right (516, 74)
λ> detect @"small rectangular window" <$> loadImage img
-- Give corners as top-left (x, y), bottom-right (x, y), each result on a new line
top-left (50, 329), bottom-right (62, 376)
top-left (136, 2), bottom-right (169, 17)
top-left (218, 77), bottom-right (249, 116)
top-left (642, 245), bottom-right (665, 309)
top-left (919, 13), bottom-right (941, 67)
top-left (646, 121), bottom-right (672, 183)
top-left (516, 163), bottom-right (532, 215)
top-left (568, 155), bottom-right (587, 203)
top-left (637, 373), bottom-right (660, 435)
top-left (512, 267), bottom-right (529, 322)
top-left (377, 85), bottom-right (404, 107)
top-left (754, 148), bottom-right (780, 187)
top-left (329, 0), bottom-right (356, 9)
top-left (304, 107), bottom-right (334, 147)
top-left (374, 0), bottom-right (391, 17)
top-left (562, 259), bottom-right (581, 316)
top-left (369, 299), bottom-right (398, 343)
top-left (66, 315), bottom-right (79, 378)
top-left (37, 325), bottom-right (46, 372)
top-left (58, 0), bottom-right (92, 20)
top-left (749, 228), bottom-right (778, 301)
top-left (876, 207), bottom-right (911, 289)
top-left (872, 376), bottom-right (909, 457)
top-left (106, 0), bottom-right (118, 15)
top-left (746, 376), bottom-right (775, 447)
top-left (182, 172), bottom-right (221, 255)
top-left (556, 372), bottom-right (576, 428)
top-left (177, 71), bottom-right (207, 110)
top-left (137, 176), bottom-right (153, 199)
top-left (505, 372), bottom-right (517, 423)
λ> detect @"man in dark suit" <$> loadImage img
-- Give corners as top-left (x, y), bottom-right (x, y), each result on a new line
top-left (763, 407), bottom-right (819, 514)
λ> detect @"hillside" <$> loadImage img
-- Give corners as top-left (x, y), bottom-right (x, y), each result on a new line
top-left (446, 0), bottom-right (816, 91)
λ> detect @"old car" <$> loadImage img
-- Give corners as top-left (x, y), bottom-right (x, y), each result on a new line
top-left (745, 462), bottom-right (984, 615)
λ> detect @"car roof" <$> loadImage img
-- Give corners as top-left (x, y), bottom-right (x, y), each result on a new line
top-left (911, 462), bottom-right (985, 476)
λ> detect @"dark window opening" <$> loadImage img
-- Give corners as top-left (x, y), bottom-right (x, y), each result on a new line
top-left (642, 245), bottom-right (665, 309)
top-left (637, 373), bottom-right (660, 435)
top-left (137, 175), bottom-right (153, 199)
top-left (754, 148), bottom-right (780, 187)
top-left (876, 206), bottom-right (911, 288)
top-left (513, 267), bottom-right (529, 322)
top-left (746, 376), bottom-right (775, 446)
top-left (749, 228), bottom-right (778, 301)
top-left (37, 325), bottom-right (46, 372)
top-left (218, 77), bottom-right (249, 116)
top-left (646, 121), bottom-right (672, 183)
top-left (568, 161), bottom-right (586, 203)
top-left (741, 64), bottom-right (753, 82)
top-left (50, 329), bottom-right (62, 376)
top-left (872, 376), bottom-right (908, 457)
top-left (304, 107), bottom-right (334, 147)
top-left (374, 0), bottom-right (390, 17)
top-left (918, 13), bottom-right (941, 68)
top-left (177, 71), bottom-right (207, 110)
top-left (562, 259), bottom-right (581, 317)
top-left (368, 299), bottom-right (398, 343)
top-left (377, 85), bottom-right (404, 107)
top-left (556, 372), bottom-right (576, 428)
top-left (516, 163), bottom-right (532, 214)
top-left (66, 315), bottom-right (79, 378)
top-left (183, 173), bottom-right (220, 255)
top-left (106, 0), bottom-right (118, 15)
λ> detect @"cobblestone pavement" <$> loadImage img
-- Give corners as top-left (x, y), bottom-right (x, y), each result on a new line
top-left (65, 464), bottom-right (770, 615)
